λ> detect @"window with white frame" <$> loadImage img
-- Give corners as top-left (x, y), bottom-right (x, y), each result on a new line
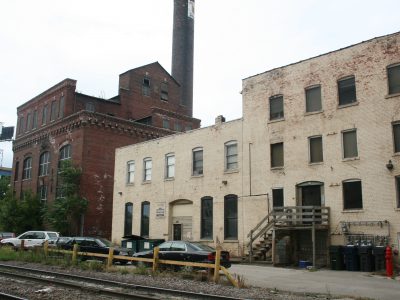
top-left (338, 76), bottom-right (357, 106)
top-left (225, 141), bottom-right (238, 171)
top-left (39, 185), bottom-right (48, 202)
top-left (305, 85), bottom-right (322, 113)
top-left (388, 64), bottom-right (400, 95)
top-left (22, 157), bottom-right (32, 180)
top-left (143, 158), bottom-right (152, 181)
top-left (343, 179), bottom-right (363, 210)
top-left (309, 136), bottom-right (323, 163)
top-left (127, 161), bottom-right (135, 184)
top-left (58, 144), bottom-right (71, 168)
top-left (39, 152), bottom-right (50, 176)
top-left (165, 153), bottom-right (175, 179)
top-left (342, 129), bottom-right (358, 159)
top-left (192, 147), bottom-right (203, 175)
top-left (269, 95), bottom-right (284, 120)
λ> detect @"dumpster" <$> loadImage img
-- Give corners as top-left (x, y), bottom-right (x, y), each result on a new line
top-left (373, 246), bottom-right (386, 271)
top-left (329, 245), bottom-right (345, 270)
top-left (121, 235), bottom-right (145, 253)
top-left (344, 245), bottom-right (360, 271)
top-left (358, 246), bottom-right (374, 272)
top-left (137, 239), bottom-right (165, 252)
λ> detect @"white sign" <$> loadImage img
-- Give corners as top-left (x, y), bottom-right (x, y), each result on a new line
top-left (156, 203), bottom-right (166, 218)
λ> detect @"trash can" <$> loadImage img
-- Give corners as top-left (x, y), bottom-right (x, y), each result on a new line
top-left (137, 239), bottom-right (165, 252)
top-left (329, 245), bottom-right (345, 270)
top-left (373, 246), bottom-right (386, 271)
top-left (358, 246), bottom-right (374, 272)
top-left (344, 245), bottom-right (360, 271)
top-left (121, 235), bottom-right (145, 253)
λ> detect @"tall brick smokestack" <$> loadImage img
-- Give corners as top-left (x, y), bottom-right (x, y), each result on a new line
top-left (172, 0), bottom-right (195, 117)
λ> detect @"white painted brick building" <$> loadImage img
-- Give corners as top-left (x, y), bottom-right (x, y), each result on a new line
top-left (112, 32), bottom-right (400, 262)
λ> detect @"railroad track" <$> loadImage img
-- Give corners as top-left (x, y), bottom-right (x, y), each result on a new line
top-left (0, 263), bottom-right (243, 300)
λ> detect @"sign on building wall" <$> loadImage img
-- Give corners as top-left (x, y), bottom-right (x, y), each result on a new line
top-left (156, 203), bottom-right (166, 218)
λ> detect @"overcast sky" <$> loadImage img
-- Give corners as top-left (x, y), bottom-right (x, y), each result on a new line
top-left (0, 0), bottom-right (399, 168)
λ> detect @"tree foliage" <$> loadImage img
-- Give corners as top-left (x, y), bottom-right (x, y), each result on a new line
top-left (44, 161), bottom-right (87, 236)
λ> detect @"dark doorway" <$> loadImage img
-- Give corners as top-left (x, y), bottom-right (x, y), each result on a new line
top-left (301, 185), bottom-right (321, 206)
top-left (173, 224), bottom-right (182, 240)
top-left (298, 183), bottom-right (323, 224)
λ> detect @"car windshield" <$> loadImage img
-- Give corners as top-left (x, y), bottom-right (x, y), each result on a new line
top-left (190, 242), bottom-right (215, 251)
top-left (48, 233), bottom-right (58, 239)
top-left (97, 238), bottom-right (113, 247)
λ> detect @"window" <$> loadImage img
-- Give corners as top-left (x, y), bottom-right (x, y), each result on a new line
top-left (388, 64), bottom-right (400, 95)
top-left (124, 202), bottom-right (133, 236)
top-left (32, 110), bottom-right (38, 130)
top-left (269, 95), bottom-right (284, 120)
top-left (26, 113), bottom-right (31, 131)
top-left (18, 117), bottom-right (24, 134)
top-left (142, 78), bottom-right (151, 96)
top-left (42, 105), bottom-right (48, 125)
top-left (39, 152), bottom-right (50, 176)
top-left (309, 136), bottom-right (323, 163)
top-left (342, 129), bottom-right (358, 159)
top-left (59, 144), bottom-right (71, 163)
top-left (86, 102), bottom-right (95, 112)
top-left (338, 76), bottom-right (356, 106)
top-left (225, 141), bottom-right (238, 171)
top-left (343, 180), bottom-right (363, 210)
top-left (224, 194), bottom-right (238, 239)
top-left (192, 147), bottom-right (203, 175)
top-left (14, 161), bottom-right (19, 181)
top-left (143, 158), bottom-right (152, 181)
top-left (396, 176), bottom-right (400, 208)
top-left (165, 154), bottom-right (175, 179)
top-left (393, 123), bottom-right (400, 153)
top-left (59, 96), bottom-right (64, 118)
top-left (140, 201), bottom-right (150, 237)
top-left (22, 157), bottom-right (32, 180)
top-left (201, 196), bottom-right (213, 239)
top-left (39, 185), bottom-right (48, 202)
top-left (305, 85), bottom-right (322, 113)
top-left (161, 82), bottom-right (168, 101)
top-left (271, 142), bottom-right (284, 168)
top-left (162, 119), bottom-right (170, 129)
top-left (50, 100), bottom-right (57, 121)
top-left (272, 188), bottom-right (284, 208)
top-left (174, 123), bottom-right (182, 132)
top-left (127, 161), bottom-right (135, 184)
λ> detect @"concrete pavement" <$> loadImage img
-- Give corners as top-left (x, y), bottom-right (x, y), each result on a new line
top-left (229, 264), bottom-right (400, 300)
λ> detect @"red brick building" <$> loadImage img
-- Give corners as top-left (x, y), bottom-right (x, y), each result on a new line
top-left (12, 62), bottom-right (200, 237)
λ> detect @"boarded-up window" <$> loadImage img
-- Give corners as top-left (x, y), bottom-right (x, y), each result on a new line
top-left (272, 188), bottom-right (284, 207)
top-left (342, 130), bottom-right (358, 158)
top-left (142, 78), bottom-right (151, 96)
top-left (338, 77), bottom-right (357, 106)
top-left (306, 86), bottom-right (322, 112)
top-left (269, 95), bottom-right (284, 120)
top-left (271, 142), bottom-right (284, 168)
top-left (388, 64), bottom-right (400, 95)
top-left (161, 82), bottom-right (168, 101)
top-left (309, 136), bottom-right (323, 163)
top-left (393, 123), bottom-right (400, 153)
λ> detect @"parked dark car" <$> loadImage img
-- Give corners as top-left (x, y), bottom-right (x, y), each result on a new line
top-left (61, 237), bottom-right (133, 264)
top-left (132, 240), bottom-right (231, 268)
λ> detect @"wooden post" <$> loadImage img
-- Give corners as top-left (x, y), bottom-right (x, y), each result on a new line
top-left (72, 244), bottom-right (78, 264)
top-left (152, 247), bottom-right (159, 273)
top-left (20, 240), bottom-right (25, 251)
top-left (43, 241), bottom-right (49, 257)
top-left (312, 222), bottom-right (316, 268)
top-left (107, 247), bottom-right (114, 269)
top-left (213, 249), bottom-right (221, 283)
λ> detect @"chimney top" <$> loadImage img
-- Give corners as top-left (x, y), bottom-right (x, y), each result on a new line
top-left (215, 115), bottom-right (226, 125)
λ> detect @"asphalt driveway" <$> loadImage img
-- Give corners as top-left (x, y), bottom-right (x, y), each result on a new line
top-left (229, 264), bottom-right (400, 300)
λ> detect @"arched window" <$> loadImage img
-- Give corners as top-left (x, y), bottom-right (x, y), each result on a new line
top-left (59, 144), bottom-right (71, 167)
top-left (22, 157), bottom-right (32, 180)
top-left (124, 202), bottom-right (133, 236)
top-left (224, 194), bottom-right (238, 239)
top-left (39, 151), bottom-right (50, 176)
top-left (140, 201), bottom-right (150, 238)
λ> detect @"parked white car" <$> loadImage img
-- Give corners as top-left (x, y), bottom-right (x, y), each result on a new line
top-left (0, 231), bottom-right (59, 248)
